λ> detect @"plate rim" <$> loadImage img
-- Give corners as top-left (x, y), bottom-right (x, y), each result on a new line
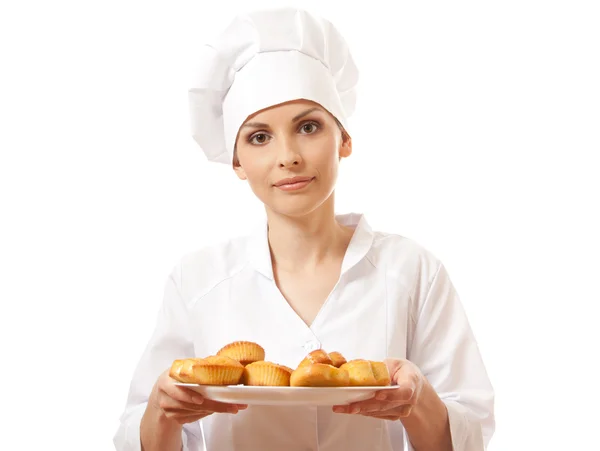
top-left (174, 383), bottom-right (398, 390)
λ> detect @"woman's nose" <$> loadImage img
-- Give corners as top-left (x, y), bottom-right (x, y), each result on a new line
top-left (277, 140), bottom-right (302, 168)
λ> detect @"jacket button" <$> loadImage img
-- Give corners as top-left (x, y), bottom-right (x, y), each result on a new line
top-left (303, 340), bottom-right (320, 352)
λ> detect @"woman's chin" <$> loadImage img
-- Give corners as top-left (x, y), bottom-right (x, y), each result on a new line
top-left (265, 197), bottom-right (329, 218)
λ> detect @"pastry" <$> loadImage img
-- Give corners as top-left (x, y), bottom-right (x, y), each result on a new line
top-left (328, 351), bottom-right (347, 368)
top-left (169, 358), bottom-right (204, 383)
top-left (169, 355), bottom-right (244, 385)
top-left (242, 361), bottom-right (292, 386)
top-left (168, 344), bottom-right (390, 388)
top-left (290, 350), bottom-right (350, 387)
top-left (340, 359), bottom-right (391, 386)
top-left (217, 341), bottom-right (265, 365)
top-left (297, 349), bottom-right (334, 367)
top-left (369, 361), bottom-right (392, 386)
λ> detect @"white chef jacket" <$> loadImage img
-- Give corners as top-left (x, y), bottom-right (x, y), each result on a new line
top-left (113, 213), bottom-right (495, 451)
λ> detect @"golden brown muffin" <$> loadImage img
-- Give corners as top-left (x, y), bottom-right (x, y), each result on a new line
top-left (328, 351), bottom-right (347, 368)
top-left (169, 359), bottom-right (185, 381)
top-left (170, 358), bottom-right (194, 383)
top-left (169, 358), bottom-right (204, 383)
top-left (217, 341), bottom-right (265, 366)
top-left (242, 361), bottom-right (292, 386)
top-left (169, 356), bottom-right (244, 385)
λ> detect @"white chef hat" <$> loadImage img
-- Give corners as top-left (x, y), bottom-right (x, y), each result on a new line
top-left (188, 7), bottom-right (359, 164)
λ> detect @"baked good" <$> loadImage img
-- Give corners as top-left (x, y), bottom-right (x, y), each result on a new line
top-left (169, 358), bottom-right (203, 383)
top-left (217, 341), bottom-right (265, 365)
top-left (340, 359), bottom-right (391, 386)
top-left (297, 349), bottom-right (334, 367)
top-left (328, 351), bottom-right (347, 368)
top-left (169, 355), bottom-right (244, 385)
top-left (290, 363), bottom-right (350, 387)
top-left (369, 361), bottom-right (392, 386)
top-left (290, 350), bottom-right (350, 387)
top-left (242, 361), bottom-right (292, 386)
top-left (168, 345), bottom-right (390, 388)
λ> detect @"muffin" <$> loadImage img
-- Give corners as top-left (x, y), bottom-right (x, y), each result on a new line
top-left (217, 341), bottom-right (265, 365)
top-left (242, 361), bottom-right (292, 386)
top-left (169, 358), bottom-right (204, 383)
top-left (169, 355), bottom-right (244, 385)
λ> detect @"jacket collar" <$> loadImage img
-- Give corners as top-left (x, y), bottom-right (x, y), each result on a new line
top-left (247, 213), bottom-right (375, 280)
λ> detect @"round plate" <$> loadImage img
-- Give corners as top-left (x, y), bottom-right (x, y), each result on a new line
top-left (174, 384), bottom-right (398, 406)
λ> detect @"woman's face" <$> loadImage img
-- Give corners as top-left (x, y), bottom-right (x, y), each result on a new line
top-left (233, 99), bottom-right (352, 217)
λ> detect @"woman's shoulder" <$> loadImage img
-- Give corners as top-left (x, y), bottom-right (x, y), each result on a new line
top-left (169, 233), bottom-right (254, 301)
top-left (367, 227), bottom-right (442, 282)
top-left (341, 213), bottom-right (441, 273)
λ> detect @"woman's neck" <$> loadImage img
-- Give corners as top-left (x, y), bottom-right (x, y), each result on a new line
top-left (265, 196), bottom-right (354, 273)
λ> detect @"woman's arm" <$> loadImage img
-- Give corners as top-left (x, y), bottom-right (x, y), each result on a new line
top-left (405, 261), bottom-right (495, 450)
top-left (399, 377), bottom-right (452, 450)
top-left (113, 267), bottom-right (203, 451)
top-left (140, 401), bottom-right (183, 451)
top-left (334, 259), bottom-right (494, 450)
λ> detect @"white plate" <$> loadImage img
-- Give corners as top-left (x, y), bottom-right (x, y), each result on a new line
top-left (175, 384), bottom-right (398, 406)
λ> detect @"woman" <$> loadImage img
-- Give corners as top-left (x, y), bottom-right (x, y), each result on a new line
top-left (114, 7), bottom-right (495, 451)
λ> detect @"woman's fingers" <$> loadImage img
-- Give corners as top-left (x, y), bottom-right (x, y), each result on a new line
top-left (361, 412), bottom-right (400, 421)
top-left (160, 377), bottom-right (205, 405)
top-left (355, 403), bottom-right (413, 419)
top-left (333, 385), bottom-right (414, 414)
top-left (376, 384), bottom-right (414, 403)
top-left (333, 400), bottom-right (404, 415)
top-left (151, 369), bottom-right (248, 426)
top-left (158, 394), bottom-right (206, 413)
top-left (159, 385), bottom-right (248, 413)
top-left (160, 393), bottom-right (244, 414)
top-left (163, 409), bottom-right (214, 425)
top-left (198, 399), bottom-right (244, 414)
top-left (162, 402), bottom-right (247, 425)
top-left (163, 408), bottom-right (203, 420)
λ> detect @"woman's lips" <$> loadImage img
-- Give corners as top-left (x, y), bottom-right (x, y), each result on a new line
top-left (274, 177), bottom-right (315, 191)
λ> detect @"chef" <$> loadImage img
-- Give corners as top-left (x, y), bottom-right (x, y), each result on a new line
top-left (113, 7), bottom-right (495, 451)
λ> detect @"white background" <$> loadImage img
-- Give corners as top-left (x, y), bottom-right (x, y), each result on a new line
top-left (1, 0), bottom-right (598, 449)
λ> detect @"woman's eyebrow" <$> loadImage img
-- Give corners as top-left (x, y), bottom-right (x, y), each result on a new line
top-left (241, 121), bottom-right (269, 129)
top-left (291, 107), bottom-right (322, 122)
top-left (241, 107), bottom-right (323, 129)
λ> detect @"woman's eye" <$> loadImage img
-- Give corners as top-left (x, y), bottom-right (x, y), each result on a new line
top-left (250, 133), bottom-right (270, 145)
top-left (300, 122), bottom-right (319, 134)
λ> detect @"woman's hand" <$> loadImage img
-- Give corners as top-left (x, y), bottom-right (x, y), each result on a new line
top-left (149, 369), bottom-right (248, 425)
top-left (332, 358), bottom-right (424, 420)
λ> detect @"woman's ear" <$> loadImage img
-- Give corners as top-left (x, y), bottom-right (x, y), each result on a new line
top-left (339, 132), bottom-right (352, 159)
top-left (232, 154), bottom-right (248, 180)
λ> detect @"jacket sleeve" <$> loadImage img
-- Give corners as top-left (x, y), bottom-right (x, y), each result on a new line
top-left (113, 265), bottom-right (204, 451)
top-left (405, 262), bottom-right (495, 450)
